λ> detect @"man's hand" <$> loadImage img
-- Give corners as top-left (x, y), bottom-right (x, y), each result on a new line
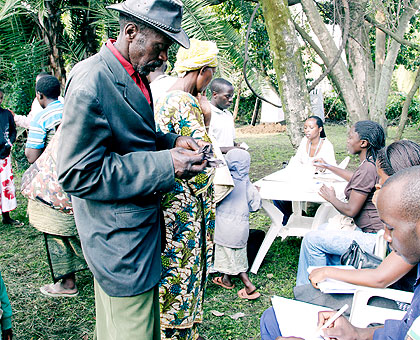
top-left (175, 136), bottom-right (210, 152)
top-left (319, 184), bottom-right (336, 202)
top-left (318, 311), bottom-right (360, 340)
top-left (309, 267), bottom-right (329, 289)
top-left (169, 147), bottom-right (207, 179)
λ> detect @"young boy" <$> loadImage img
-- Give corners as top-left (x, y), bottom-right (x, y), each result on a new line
top-left (212, 149), bottom-right (262, 299)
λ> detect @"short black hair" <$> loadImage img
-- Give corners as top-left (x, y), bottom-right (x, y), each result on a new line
top-left (210, 78), bottom-right (233, 94)
top-left (119, 12), bottom-right (152, 34)
top-left (377, 140), bottom-right (420, 176)
top-left (36, 75), bottom-right (60, 100)
top-left (382, 166), bottom-right (420, 223)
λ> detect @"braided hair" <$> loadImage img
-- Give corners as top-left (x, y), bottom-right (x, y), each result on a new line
top-left (354, 120), bottom-right (385, 163)
top-left (307, 115), bottom-right (326, 138)
top-left (377, 140), bottom-right (420, 176)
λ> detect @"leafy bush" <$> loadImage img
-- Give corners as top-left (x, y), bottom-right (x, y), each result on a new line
top-left (385, 93), bottom-right (420, 125)
top-left (236, 94), bottom-right (257, 125)
top-left (324, 95), bottom-right (347, 122)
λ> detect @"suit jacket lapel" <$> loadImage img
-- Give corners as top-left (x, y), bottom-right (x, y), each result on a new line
top-left (99, 45), bottom-right (156, 131)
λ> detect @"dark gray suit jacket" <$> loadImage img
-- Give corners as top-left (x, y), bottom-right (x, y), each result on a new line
top-left (57, 45), bottom-right (178, 297)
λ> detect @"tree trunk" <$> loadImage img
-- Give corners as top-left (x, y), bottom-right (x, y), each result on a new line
top-left (395, 66), bottom-right (420, 141)
top-left (259, 0), bottom-right (312, 148)
top-left (39, 0), bottom-right (67, 86)
top-left (300, 0), bottom-right (368, 124)
top-left (371, 0), bottom-right (420, 129)
top-left (345, 0), bottom-right (370, 113)
top-left (233, 75), bottom-right (243, 121)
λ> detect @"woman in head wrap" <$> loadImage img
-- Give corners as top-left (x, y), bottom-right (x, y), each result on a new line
top-left (154, 38), bottom-right (218, 340)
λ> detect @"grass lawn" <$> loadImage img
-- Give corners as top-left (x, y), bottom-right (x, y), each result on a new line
top-left (1, 124), bottom-right (419, 339)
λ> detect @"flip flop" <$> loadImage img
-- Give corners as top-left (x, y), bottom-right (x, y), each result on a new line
top-left (212, 276), bottom-right (235, 290)
top-left (40, 282), bottom-right (79, 298)
top-left (237, 288), bottom-right (261, 300)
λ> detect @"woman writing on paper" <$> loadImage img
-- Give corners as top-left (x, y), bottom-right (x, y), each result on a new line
top-left (309, 140), bottom-right (420, 292)
top-left (274, 116), bottom-right (337, 225)
top-left (296, 120), bottom-right (385, 286)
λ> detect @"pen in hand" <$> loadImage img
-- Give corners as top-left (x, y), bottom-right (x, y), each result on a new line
top-left (316, 304), bottom-right (349, 335)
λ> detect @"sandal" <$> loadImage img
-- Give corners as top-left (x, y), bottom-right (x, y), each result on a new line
top-left (40, 282), bottom-right (79, 298)
top-left (212, 276), bottom-right (235, 290)
top-left (237, 288), bottom-right (260, 300)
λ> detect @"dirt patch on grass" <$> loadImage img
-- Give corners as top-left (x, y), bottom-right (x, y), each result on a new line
top-left (236, 122), bottom-right (286, 136)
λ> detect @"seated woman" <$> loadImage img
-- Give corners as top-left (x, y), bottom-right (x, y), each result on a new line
top-left (296, 120), bottom-right (385, 286)
top-left (274, 116), bottom-right (336, 225)
top-left (309, 140), bottom-right (420, 291)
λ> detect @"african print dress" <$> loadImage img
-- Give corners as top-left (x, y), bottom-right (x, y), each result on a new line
top-left (155, 91), bottom-right (216, 340)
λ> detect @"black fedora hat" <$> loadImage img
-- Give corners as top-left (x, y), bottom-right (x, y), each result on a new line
top-left (107, 0), bottom-right (190, 49)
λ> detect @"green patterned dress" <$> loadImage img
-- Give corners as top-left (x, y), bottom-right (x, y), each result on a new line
top-left (155, 91), bottom-right (215, 340)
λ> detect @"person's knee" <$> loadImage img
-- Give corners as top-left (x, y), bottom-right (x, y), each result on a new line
top-left (260, 307), bottom-right (281, 340)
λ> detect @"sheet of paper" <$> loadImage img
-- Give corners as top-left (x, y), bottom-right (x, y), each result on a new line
top-left (271, 296), bottom-right (331, 340)
top-left (307, 266), bottom-right (362, 294)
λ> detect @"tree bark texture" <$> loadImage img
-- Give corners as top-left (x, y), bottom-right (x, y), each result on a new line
top-left (345, 0), bottom-right (370, 113)
top-left (38, 0), bottom-right (67, 85)
top-left (300, 0), bottom-right (368, 124)
top-left (259, 0), bottom-right (311, 148)
top-left (395, 66), bottom-right (420, 141)
top-left (371, 0), bottom-right (420, 129)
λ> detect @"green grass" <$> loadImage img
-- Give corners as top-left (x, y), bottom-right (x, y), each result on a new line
top-left (1, 125), bottom-right (419, 339)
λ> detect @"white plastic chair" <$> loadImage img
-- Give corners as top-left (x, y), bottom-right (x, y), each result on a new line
top-left (338, 156), bottom-right (350, 169)
top-left (374, 229), bottom-right (387, 259)
top-left (349, 287), bottom-right (413, 328)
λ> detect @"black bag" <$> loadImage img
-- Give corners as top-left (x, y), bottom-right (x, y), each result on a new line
top-left (340, 240), bottom-right (382, 269)
top-left (247, 229), bottom-right (266, 268)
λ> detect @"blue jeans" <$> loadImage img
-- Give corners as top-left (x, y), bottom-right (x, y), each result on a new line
top-left (260, 307), bottom-right (281, 340)
top-left (296, 228), bottom-right (377, 286)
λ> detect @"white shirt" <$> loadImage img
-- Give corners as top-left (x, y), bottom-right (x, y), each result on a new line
top-left (288, 136), bottom-right (337, 169)
top-left (209, 104), bottom-right (235, 147)
top-left (150, 75), bottom-right (177, 106)
top-left (14, 96), bottom-right (64, 129)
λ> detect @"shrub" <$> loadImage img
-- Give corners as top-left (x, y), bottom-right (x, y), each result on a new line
top-left (385, 93), bottom-right (420, 125)
top-left (323, 95), bottom-right (347, 122)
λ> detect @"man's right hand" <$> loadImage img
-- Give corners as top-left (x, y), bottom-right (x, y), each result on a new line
top-left (318, 311), bottom-right (376, 340)
top-left (170, 147), bottom-right (207, 179)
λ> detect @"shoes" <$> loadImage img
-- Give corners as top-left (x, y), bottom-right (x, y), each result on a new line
top-left (212, 276), bottom-right (235, 290)
top-left (237, 288), bottom-right (260, 300)
top-left (40, 282), bottom-right (79, 298)
top-left (2, 218), bottom-right (23, 226)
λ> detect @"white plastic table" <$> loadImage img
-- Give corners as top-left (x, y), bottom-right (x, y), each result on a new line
top-left (250, 167), bottom-right (348, 274)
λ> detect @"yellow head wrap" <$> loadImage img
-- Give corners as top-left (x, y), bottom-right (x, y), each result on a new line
top-left (174, 38), bottom-right (219, 77)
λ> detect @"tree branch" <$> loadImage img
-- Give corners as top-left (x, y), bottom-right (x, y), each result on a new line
top-left (307, 0), bottom-right (350, 92)
top-left (365, 15), bottom-right (420, 51)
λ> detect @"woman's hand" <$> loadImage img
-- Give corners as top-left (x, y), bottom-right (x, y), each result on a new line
top-left (313, 158), bottom-right (330, 171)
top-left (319, 184), bottom-right (336, 202)
top-left (309, 267), bottom-right (329, 289)
top-left (196, 93), bottom-right (212, 128)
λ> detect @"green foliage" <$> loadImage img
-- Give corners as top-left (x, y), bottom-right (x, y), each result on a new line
top-left (323, 95), bottom-right (348, 122)
top-left (385, 92), bottom-right (420, 124)
top-left (236, 95), bottom-right (257, 125)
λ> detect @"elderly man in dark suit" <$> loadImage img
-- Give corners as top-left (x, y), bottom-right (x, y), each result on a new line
top-left (57, 1), bottom-right (208, 339)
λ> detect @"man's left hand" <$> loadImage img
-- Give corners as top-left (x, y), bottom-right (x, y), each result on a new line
top-left (175, 136), bottom-right (210, 152)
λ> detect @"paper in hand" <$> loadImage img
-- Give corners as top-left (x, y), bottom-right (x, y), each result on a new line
top-left (198, 144), bottom-right (225, 168)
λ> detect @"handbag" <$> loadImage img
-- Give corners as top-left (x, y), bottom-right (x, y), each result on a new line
top-left (340, 240), bottom-right (382, 269)
top-left (21, 127), bottom-right (73, 214)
